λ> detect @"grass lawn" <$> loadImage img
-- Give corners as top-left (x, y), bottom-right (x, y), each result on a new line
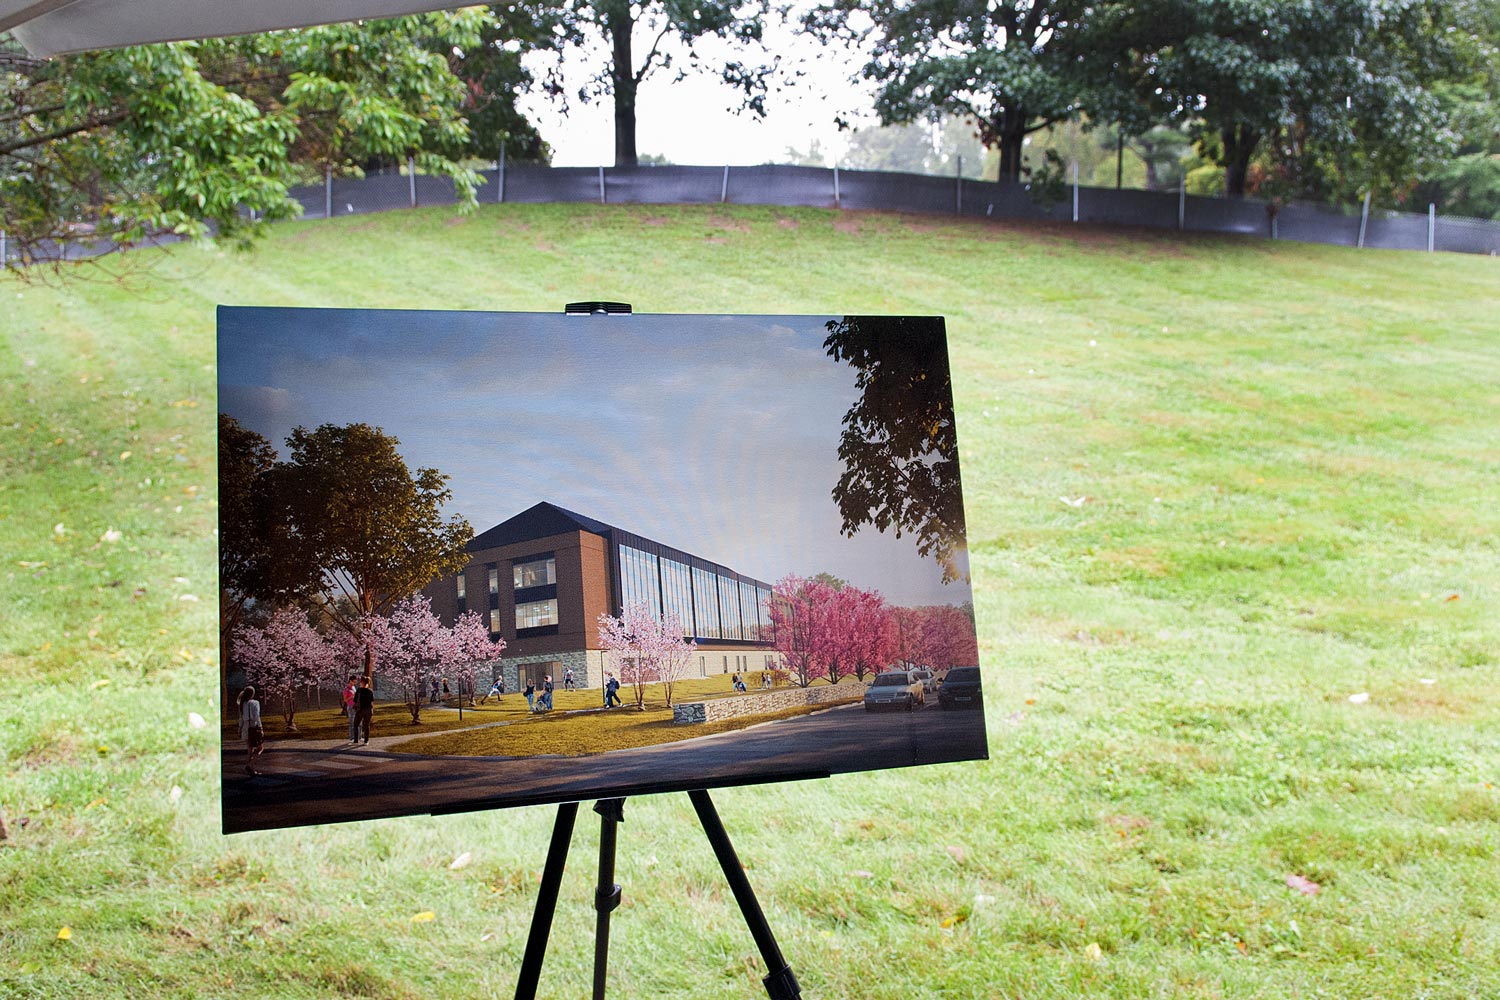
top-left (387, 699), bottom-right (859, 757)
top-left (2, 203), bottom-right (1499, 998)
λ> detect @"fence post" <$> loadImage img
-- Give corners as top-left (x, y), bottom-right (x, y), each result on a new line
top-left (1177, 175), bottom-right (1186, 230)
top-left (1428, 203), bottom-right (1435, 252)
top-left (1358, 191), bottom-right (1371, 248)
top-left (498, 147), bottom-right (506, 204)
top-left (1, 230), bottom-right (6, 270)
top-left (408, 155), bottom-right (417, 208)
top-left (1071, 162), bottom-right (1079, 223)
top-left (599, 166), bottom-right (606, 205)
top-left (324, 164), bottom-right (332, 220)
top-left (955, 155), bottom-right (963, 215)
top-left (833, 165), bottom-right (841, 209)
top-left (721, 165), bottom-right (729, 204)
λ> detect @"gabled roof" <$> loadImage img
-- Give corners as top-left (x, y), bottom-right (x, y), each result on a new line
top-left (466, 501), bottom-right (613, 553)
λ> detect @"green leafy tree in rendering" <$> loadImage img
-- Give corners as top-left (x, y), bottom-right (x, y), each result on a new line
top-left (275, 423), bottom-right (472, 685)
top-left (823, 316), bottom-right (968, 584)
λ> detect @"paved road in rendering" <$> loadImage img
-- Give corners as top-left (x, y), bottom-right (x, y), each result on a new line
top-left (222, 701), bottom-right (988, 833)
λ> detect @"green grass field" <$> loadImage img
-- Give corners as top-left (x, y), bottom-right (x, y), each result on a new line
top-left (2, 203), bottom-right (1498, 998)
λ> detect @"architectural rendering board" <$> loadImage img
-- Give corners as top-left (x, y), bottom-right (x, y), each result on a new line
top-left (218, 307), bottom-right (987, 833)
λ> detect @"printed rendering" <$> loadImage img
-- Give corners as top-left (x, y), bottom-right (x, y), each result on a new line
top-left (218, 307), bottom-right (986, 832)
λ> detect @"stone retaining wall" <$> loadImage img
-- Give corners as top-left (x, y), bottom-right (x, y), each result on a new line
top-left (672, 681), bottom-right (869, 724)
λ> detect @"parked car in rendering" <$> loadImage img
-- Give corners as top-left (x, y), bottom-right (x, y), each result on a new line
top-left (909, 666), bottom-right (936, 695)
top-left (865, 670), bottom-right (924, 711)
top-left (937, 666), bottom-right (982, 710)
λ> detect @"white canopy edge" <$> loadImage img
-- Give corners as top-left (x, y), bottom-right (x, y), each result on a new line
top-left (3, 0), bottom-right (473, 58)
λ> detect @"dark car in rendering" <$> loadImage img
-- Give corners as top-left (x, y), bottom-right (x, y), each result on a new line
top-left (938, 666), bottom-right (982, 710)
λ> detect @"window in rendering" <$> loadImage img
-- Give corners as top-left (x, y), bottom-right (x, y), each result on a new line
top-left (718, 573), bottom-right (743, 640)
top-left (513, 555), bottom-right (556, 590)
top-left (516, 598), bottom-right (559, 629)
top-left (488, 565), bottom-right (499, 598)
top-left (620, 544), bottom-right (662, 618)
top-left (456, 573), bottom-right (466, 613)
top-left (661, 557), bottom-right (694, 636)
top-left (692, 566), bottom-right (721, 639)
top-left (488, 608), bottom-right (501, 635)
top-left (738, 579), bottom-right (760, 641)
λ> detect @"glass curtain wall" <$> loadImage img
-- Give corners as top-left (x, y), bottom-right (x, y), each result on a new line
top-left (717, 574), bottom-right (743, 640)
top-left (692, 566), bottom-right (721, 639)
top-left (662, 557), bottom-right (695, 635)
top-left (620, 544), bottom-right (663, 619)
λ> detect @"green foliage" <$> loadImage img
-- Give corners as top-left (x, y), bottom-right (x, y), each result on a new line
top-left (0, 11), bottom-right (521, 265)
top-left (842, 116), bottom-right (984, 177)
top-left (275, 422), bottom-right (472, 629)
top-left (1110, 0), bottom-right (1463, 201)
top-left (807, 0), bottom-right (1113, 182)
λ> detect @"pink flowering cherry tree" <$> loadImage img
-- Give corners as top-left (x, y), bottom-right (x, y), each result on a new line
top-left (845, 587), bottom-right (899, 681)
top-left (768, 575), bottom-right (835, 688)
top-left (597, 602), bottom-right (696, 710)
top-left (448, 610), bottom-right (506, 717)
top-left (234, 606), bottom-right (336, 732)
top-left (374, 594), bottom-right (453, 724)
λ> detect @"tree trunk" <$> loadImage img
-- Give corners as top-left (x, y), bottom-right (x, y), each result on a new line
top-left (1222, 125), bottom-right (1259, 199)
top-left (994, 107), bottom-right (1027, 183)
top-left (608, 15), bottom-right (637, 168)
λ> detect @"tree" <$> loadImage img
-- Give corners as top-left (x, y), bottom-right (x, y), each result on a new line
top-left (276, 422), bottom-right (472, 685)
top-left (1111, 0), bottom-right (1463, 200)
top-left (233, 607), bottom-right (336, 732)
top-left (597, 602), bottom-right (696, 709)
top-left (449, 6), bottom-right (559, 164)
top-left (808, 0), bottom-right (1119, 182)
top-left (373, 595), bottom-right (453, 725)
top-left (1415, 0), bottom-right (1500, 217)
top-left (1, 11), bottom-right (509, 268)
top-left (449, 610), bottom-right (507, 713)
top-left (767, 575), bottom-right (834, 688)
top-left (218, 415), bottom-right (322, 709)
top-left (823, 316), bottom-right (967, 583)
top-left (844, 588), bottom-right (898, 681)
top-left (518, 0), bottom-right (775, 167)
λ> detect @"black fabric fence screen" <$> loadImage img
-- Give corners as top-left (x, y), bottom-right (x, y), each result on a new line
top-left (10, 164), bottom-right (1500, 267)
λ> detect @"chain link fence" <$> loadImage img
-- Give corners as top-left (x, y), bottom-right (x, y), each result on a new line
top-left (7, 163), bottom-right (1498, 267)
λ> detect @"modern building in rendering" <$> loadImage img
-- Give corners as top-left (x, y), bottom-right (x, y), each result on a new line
top-left (423, 501), bottom-right (779, 691)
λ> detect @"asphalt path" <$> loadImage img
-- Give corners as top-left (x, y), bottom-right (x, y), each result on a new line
top-left (222, 700), bottom-right (988, 834)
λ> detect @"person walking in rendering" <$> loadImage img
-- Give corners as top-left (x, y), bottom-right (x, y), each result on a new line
top-left (540, 674), bottom-right (554, 711)
top-left (563, 666), bottom-right (574, 690)
top-left (524, 680), bottom-right (535, 712)
top-left (354, 677), bottom-right (374, 744)
top-left (480, 675), bottom-right (504, 704)
top-left (344, 675), bottom-right (360, 743)
top-left (604, 673), bottom-right (622, 708)
top-left (237, 685), bottom-right (265, 776)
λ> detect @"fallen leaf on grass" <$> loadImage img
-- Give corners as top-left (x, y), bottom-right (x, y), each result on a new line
top-left (1286, 874), bottom-right (1321, 896)
top-left (1419, 678), bottom-right (1436, 686)
top-left (851, 870), bottom-right (875, 879)
top-left (90, 679), bottom-right (109, 690)
top-left (940, 912), bottom-right (968, 929)
top-left (945, 845), bottom-right (966, 864)
top-left (1083, 942), bottom-right (1103, 961)
top-left (56, 927), bottom-right (72, 941)
top-left (411, 911), bottom-right (436, 923)
top-left (449, 852), bottom-right (472, 871)
top-left (100, 528), bottom-right (122, 544)
top-left (188, 712), bottom-right (206, 729)
top-left (169, 786), bottom-right (183, 804)
top-left (1444, 594), bottom-right (1460, 602)
top-left (1348, 692), bottom-right (1370, 704)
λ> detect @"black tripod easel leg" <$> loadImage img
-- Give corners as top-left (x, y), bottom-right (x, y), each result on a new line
top-left (592, 798), bottom-right (625, 1000)
top-left (689, 790), bottom-right (802, 1000)
top-left (514, 801), bottom-right (579, 1000)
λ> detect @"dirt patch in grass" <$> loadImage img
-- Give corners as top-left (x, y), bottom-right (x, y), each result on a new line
top-left (387, 701), bottom-right (850, 757)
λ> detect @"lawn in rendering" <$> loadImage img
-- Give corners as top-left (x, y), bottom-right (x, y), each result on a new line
top-left (218, 306), bottom-right (986, 832)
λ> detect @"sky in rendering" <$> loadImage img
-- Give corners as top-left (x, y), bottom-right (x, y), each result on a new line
top-left (218, 308), bottom-right (971, 606)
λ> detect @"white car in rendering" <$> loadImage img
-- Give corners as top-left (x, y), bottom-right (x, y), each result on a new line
top-left (864, 670), bottom-right (924, 712)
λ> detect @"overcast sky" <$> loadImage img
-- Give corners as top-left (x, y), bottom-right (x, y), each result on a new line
top-left (518, 16), bottom-right (879, 168)
top-left (218, 307), bottom-right (971, 606)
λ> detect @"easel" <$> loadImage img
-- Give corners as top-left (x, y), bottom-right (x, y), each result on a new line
top-left (513, 790), bottom-right (801, 1000)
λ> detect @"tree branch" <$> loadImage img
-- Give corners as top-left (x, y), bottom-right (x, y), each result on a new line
top-left (0, 107), bottom-right (129, 157)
